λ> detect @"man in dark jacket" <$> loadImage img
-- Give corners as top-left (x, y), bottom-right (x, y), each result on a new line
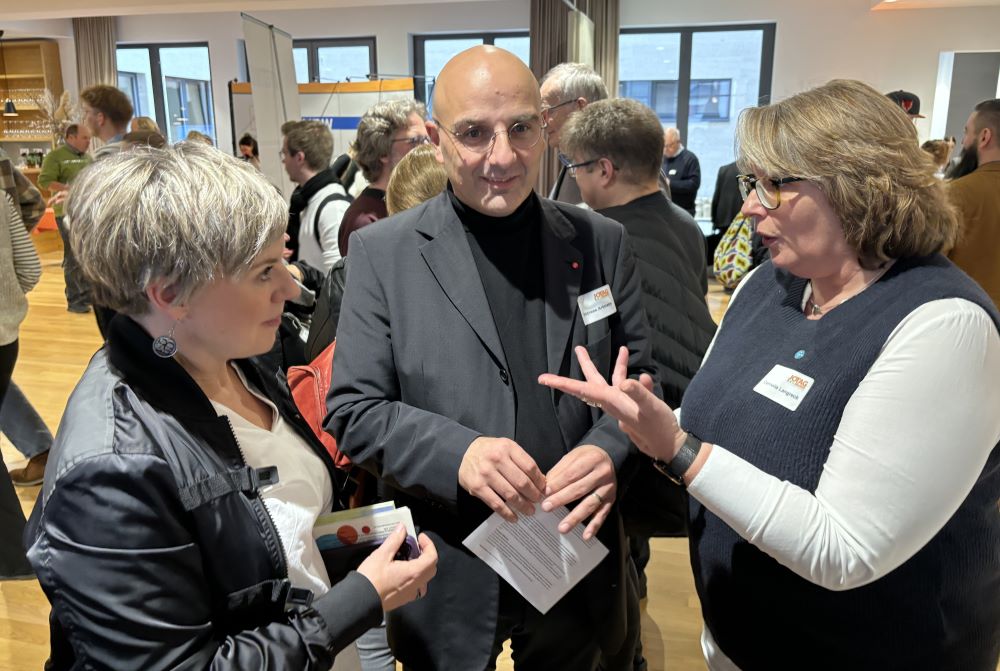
top-left (564, 98), bottom-right (716, 404)
top-left (662, 127), bottom-right (701, 216)
top-left (328, 45), bottom-right (656, 670)
top-left (562, 97), bottom-right (717, 668)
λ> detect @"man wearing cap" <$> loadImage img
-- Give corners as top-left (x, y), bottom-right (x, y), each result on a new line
top-left (886, 90), bottom-right (926, 123)
top-left (947, 98), bottom-right (1000, 308)
top-left (328, 45), bottom-right (655, 670)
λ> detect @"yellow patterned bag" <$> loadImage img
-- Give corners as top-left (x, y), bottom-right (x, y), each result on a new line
top-left (712, 213), bottom-right (755, 290)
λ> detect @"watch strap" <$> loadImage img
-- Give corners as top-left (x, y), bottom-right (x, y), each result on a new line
top-left (652, 433), bottom-right (702, 486)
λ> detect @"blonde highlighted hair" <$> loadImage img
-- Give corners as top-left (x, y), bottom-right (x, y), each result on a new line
top-left (66, 142), bottom-right (287, 315)
top-left (736, 79), bottom-right (957, 267)
top-left (385, 144), bottom-right (447, 215)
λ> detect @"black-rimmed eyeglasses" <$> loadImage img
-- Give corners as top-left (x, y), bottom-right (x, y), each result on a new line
top-left (737, 174), bottom-right (805, 210)
top-left (541, 99), bottom-right (577, 121)
top-left (567, 157), bottom-right (617, 178)
top-left (433, 117), bottom-right (545, 154)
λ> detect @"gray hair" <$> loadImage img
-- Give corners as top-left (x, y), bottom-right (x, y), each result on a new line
top-left (540, 63), bottom-right (608, 103)
top-left (66, 141), bottom-right (288, 315)
top-left (562, 98), bottom-right (664, 185)
top-left (350, 99), bottom-right (428, 182)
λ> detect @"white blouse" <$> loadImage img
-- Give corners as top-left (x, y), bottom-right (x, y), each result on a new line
top-left (683, 269), bottom-right (1000, 669)
top-left (211, 365), bottom-right (335, 596)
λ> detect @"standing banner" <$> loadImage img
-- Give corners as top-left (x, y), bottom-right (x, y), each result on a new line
top-left (242, 13), bottom-right (301, 198)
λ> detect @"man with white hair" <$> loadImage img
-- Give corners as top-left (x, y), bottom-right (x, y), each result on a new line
top-left (539, 62), bottom-right (609, 203)
top-left (662, 127), bottom-right (701, 216)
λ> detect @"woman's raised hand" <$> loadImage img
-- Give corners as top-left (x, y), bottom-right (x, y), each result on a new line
top-left (538, 346), bottom-right (684, 463)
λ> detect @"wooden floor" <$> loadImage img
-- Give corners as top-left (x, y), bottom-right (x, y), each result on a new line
top-left (0, 231), bottom-right (732, 671)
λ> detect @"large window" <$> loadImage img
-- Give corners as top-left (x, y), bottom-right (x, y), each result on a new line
top-left (619, 24), bottom-right (774, 218)
top-left (116, 44), bottom-right (216, 144)
top-left (293, 37), bottom-right (377, 84)
top-left (413, 32), bottom-right (530, 108)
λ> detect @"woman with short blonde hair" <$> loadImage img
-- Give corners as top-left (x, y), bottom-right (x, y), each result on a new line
top-left (27, 142), bottom-right (438, 669)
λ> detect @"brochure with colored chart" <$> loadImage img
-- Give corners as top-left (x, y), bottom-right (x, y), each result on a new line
top-left (313, 502), bottom-right (420, 581)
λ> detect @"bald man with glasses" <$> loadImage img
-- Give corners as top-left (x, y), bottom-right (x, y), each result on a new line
top-left (328, 45), bottom-right (655, 670)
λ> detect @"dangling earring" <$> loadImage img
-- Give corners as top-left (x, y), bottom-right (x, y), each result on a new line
top-left (152, 323), bottom-right (178, 358)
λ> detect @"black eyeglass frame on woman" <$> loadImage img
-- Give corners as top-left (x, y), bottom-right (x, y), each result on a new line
top-left (737, 174), bottom-right (805, 210)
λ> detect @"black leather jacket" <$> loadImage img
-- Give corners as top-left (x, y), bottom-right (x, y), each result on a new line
top-left (25, 315), bottom-right (382, 670)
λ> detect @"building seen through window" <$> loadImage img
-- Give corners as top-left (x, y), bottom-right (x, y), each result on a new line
top-left (619, 25), bottom-right (774, 216)
top-left (116, 44), bottom-right (216, 145)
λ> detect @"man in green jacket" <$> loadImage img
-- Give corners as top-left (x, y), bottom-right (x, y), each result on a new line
top-left (39, 124), bottom-right (93, 313)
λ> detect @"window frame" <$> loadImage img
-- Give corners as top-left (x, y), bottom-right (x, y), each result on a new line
top-left (618, 23), bottom-right (775, 141)
top-left (292, 36), bottom-right (378, 83)
top-left (115, 41), bottom-right (216, 143)
top-left (412, 31), bottom-right (530, 103)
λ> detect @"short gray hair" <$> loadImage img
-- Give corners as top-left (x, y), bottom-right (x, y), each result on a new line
top-left (562, 98), bottom-right (664, 185)
top-left (66, 142), bottom-right (288, 315)
top-left (350, 99), bottom-right (427, 182)
top-left (540, 63), bottom-right (608, 103)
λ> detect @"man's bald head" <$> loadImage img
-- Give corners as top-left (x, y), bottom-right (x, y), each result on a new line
top-left (433, 45), bottom-right (541, 124)
top-left (431, 46), bottom-right (545, 217)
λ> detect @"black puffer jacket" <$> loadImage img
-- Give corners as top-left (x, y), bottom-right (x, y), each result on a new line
top-left (598, 192), bottom-right (716, 409)
top-left (24, 315), bottom-right (382, 670)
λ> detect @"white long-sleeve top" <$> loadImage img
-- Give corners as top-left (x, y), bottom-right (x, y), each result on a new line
top-left (683, 268), bottom-right (1000, 670)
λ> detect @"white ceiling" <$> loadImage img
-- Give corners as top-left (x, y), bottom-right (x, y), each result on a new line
top-left (872, 0), bottom-right (1000, 9)
top-left (0, 0), bottom-right (499, 22)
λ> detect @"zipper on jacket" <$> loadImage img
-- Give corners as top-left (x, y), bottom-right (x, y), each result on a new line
top-left (223, 416), bottom-right (290, 581)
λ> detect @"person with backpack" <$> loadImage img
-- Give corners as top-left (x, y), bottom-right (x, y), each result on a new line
top-left (25, 143), bottom-right (437, 670)
top-left (282, 120), bottom-right (351, 273)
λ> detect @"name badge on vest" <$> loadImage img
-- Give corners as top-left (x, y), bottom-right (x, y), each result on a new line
top-left (753, 364), bottom-right (815, 411)
top-left (578, 284), bottom-right (617, 325)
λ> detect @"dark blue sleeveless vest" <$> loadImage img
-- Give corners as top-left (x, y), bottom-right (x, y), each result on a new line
top-left (681, 255), bottom-right (1000, 671)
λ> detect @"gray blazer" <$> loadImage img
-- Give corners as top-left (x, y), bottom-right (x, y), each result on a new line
top-left (327, 191), bottom-right (656, 669)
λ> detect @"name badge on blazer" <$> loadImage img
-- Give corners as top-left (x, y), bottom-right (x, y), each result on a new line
top-left (578, 284), bottom-right (617, 325)
top-left (753, 364), bottom-right (815, 411)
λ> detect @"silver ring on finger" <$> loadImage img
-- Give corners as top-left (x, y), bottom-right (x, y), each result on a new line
top-left (591, 491), bottom-right (604, 505)
top-left (584, 399), bottom-right (602, 409)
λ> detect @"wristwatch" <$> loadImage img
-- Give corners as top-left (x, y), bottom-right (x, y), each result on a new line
top-left (652, 433), bottom-right (702, 486)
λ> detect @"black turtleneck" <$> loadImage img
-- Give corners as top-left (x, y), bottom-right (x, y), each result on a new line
top-left (449, 190), bottom-right (566, 472)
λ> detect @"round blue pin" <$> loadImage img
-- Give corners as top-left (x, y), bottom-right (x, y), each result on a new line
top-left (794, 350), bottom-right (806, 360)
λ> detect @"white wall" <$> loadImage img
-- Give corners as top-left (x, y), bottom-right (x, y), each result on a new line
top-left (621, 0), bottom-right (1000, 141)
top-left (13, 0), bottom-right (1000, 151)
top-left (116, 0), bottom-right (530, 151)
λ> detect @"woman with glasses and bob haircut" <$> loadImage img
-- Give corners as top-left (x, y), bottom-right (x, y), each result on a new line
top-left (25, 142), bottom-right (437, 670)
top-left (540, 79), bottom-right (1000, 670)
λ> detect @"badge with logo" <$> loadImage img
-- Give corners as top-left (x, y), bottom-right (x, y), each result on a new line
top-left (577, 284), bottom-right (617, 326)
top-left (752, 364), bottom-right (815, 411)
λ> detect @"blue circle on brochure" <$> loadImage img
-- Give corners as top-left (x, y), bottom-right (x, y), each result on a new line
top-left (794, 350), bottom-right (806, 360)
